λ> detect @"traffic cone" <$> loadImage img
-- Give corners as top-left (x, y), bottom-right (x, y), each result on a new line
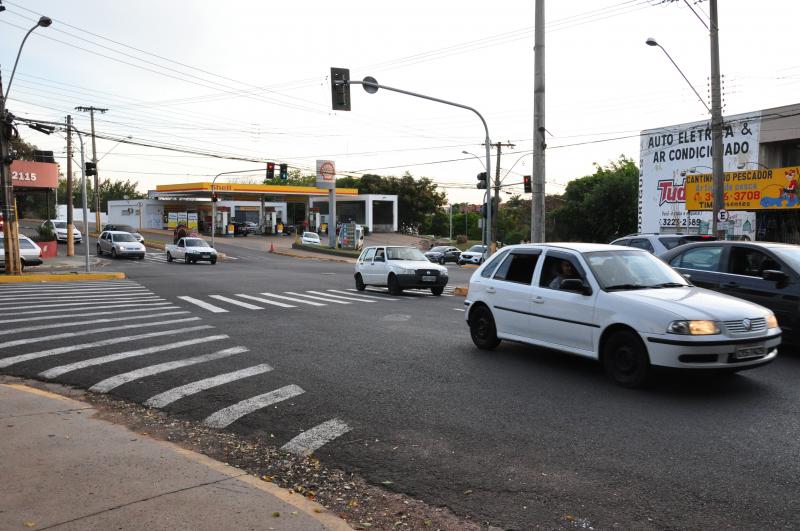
top-left (269, 243), bottom-right (275, 253)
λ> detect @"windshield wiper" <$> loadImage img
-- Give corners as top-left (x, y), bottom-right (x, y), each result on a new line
top-left (604, 284), bottom-right (650, 291)
top-left (648, 282), bottom-right (688, 288)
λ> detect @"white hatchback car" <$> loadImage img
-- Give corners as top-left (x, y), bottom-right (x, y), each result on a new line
top-left (465, 243), bottom-right (781, 387)
top-left (301, 231), bottom-right (321, 245)
top-left (355, 245), bottom-right (448, 295)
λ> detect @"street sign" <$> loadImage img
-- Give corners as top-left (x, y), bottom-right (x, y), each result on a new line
top-left (717, 209), bottom-right (729, 222)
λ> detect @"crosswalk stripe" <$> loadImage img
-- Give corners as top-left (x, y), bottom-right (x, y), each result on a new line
top-left (0, 281), bottom-right (138, 290)
top-left (0, 301), bottom-right (172, 318)
top-left (144, 363), bottom-right (273, 409)
top-left (0, 325), bottom-right (213, 369)
top-left (0, 291), bottom-right (153, 302)
top-left (208, 295), bottom-right (263, 310)
top-left (89, 346), bottom-right (249, 393)
top-left (306, 290), bottom-right (375, 303)
top-left (284, 291), bottom-right (350, 305)
top-left (203, 384), bottom-right (304, 429)
top-left (177, 296), bottom-right (228, 313)
top-left (40, 334), bottom-right (229, 379)
top-left (258, 292), bottom-right (326, 307)
top-left (0, 310), bottom-right (190, 336)
top-left (281, 418), bottom-right (352, 456)
top-left (333, 289), bottom-right (400, 301)
top-left (235, 294), bottom-right (296, 308)
top-left (0, 286), bottom-right (150, 296)
top-left (0, 305), bottom-right (180, 325)
top-left (0, 297), bottom-right (163, 311)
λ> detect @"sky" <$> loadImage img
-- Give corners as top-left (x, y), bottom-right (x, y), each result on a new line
top-left (2, 0), bottom-right (800, 205)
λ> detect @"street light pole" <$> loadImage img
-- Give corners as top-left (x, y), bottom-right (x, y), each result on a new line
top-left (210, 168), bottom-right (263, 248)
top-left (708, 0), bottom-right (725, 239)
top-left (462, 150), bottom-right (488, 247)
top-left (73, 129), bottom-right (90, 272)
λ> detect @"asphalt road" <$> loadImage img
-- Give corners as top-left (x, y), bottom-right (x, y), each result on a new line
top-left (4, 243), bottom-right (800, 529)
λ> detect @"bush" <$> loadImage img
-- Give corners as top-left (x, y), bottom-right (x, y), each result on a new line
top-left (31, 224), bottom-right (56, 242)
top-left (456, 234), bottom-right (468, 244)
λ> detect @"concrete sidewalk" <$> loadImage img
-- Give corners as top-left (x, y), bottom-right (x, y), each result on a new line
top-left (0, 382), bottom-right (350, 531)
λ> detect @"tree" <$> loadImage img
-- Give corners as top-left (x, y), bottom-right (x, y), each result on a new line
top-left (550, 156), bottom-right (639, 242)
top-left (9, 136), bottom-right (38, 160)
top-left (57, 177), bottom-right (144, 213)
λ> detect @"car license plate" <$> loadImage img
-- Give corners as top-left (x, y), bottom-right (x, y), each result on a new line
top-left (422, 275), bottom-right (435, 282)
top-left (734, 344), bottom-right (765, 359)
top-left (202, 254), bottom-right (210, 258)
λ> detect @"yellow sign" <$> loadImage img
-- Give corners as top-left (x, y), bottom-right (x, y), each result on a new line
top-left (685, 166), bottom-right (800, 211)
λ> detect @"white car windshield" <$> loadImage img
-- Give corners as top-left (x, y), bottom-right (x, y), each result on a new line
top-left (303, 232), bottom-right (319, 238)
top-left (467, 245), bottom-right (486, 253)
top-left (770, 247), bottom-right (800, 273)
top-left (52, 221), bottom-right (66, 229)
top-left (584, 250), bottom-right (689, 291)
top-left (185, 239), bottom-right (209, 247)
top-left (112, 234), bottom-right (138, 243)
top-left (386, 247), bottom-right (427, 261)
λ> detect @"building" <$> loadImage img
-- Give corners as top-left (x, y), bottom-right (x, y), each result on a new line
top-left (639, 103), bottom-right (800, 242)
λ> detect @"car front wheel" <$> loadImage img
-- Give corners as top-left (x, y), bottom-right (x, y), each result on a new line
top-left (96, 244), bottom-right (102, 256)
top-left (431, 286), bottom-right (444, 296)
top-left (166, 252), bottom-right (173, 262)
top-left (470, 305), bottom-right (500, 350)
top-left (387, 274), bottom-right (402, 295)
top-left (111, 248), bottom-right (117, 259)
top-left (603, 330), bottom-right (651, 388)
top-left (355, 273), bottom-right (366, 291)
top-left (185, 255), bottom-right (191, 264)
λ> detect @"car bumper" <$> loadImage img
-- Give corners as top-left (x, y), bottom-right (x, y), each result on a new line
top-left (56, 234), bottom-right (82, 242)
top-left (115, 249), bottom-right (145, 257)
top-left (644, 331), bottom-right (782, 370)
top-left (21, 257), bottom-right (43, 267)
top-left (459, 255), bottom-right (481, 264)
top-left (395, 274), bottom-right (448, 289)
top-left (187, 253), bottom-right (217, 262)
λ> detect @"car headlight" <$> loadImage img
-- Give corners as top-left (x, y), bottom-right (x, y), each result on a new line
top-left (766, 313), bottom-right (779, 329)
top-left (667, 320), bottom-right (720, 335)
top-left (398, 267), bottom-right (416, 275)
top-left (440, 269), bottom-right (448, 276)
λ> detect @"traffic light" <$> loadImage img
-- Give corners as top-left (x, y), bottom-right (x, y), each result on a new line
top-left (279, 163), bottom-right (288, 180)
top-left (476, 172), bottom-right (488, 190)
top-left (330, 67), bottom-right (351, 111)
top-left (266, 162), bottom-right (275, 180)
top-left (85, 162), bottom-right (97, 176)
top-left (211, 193), bottom-right (218, 202)
top-left (523, 175), bottom-right (532, 194)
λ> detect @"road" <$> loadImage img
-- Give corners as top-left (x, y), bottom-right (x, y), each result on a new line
top-left (3, 240), bottom-right (800, 529)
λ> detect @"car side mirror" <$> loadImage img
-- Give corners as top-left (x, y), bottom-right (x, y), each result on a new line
top-left (682, 273), bottom-right (692, 281)
top-left (560, 278), bottom-right (592, 295)
top-left (762, 269), bottom-right (788, 283)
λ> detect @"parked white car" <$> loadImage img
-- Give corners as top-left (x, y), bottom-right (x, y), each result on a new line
top-left (166, 237), bottom-right (217, 264)
top-left (301, 231), bottom-right (321, 245)
top-left (465, 243), bottom-right (781, 387)
top-left (0, 234), bottom-right (43, 270)
top-left (458, 244), bottom-right (487, 265)
top-left (42, 219), bottom-right (82, 243)
top-left (97, 231), bottom-right (145, 259)
top-left (355, 245), bottom-right (448, 295)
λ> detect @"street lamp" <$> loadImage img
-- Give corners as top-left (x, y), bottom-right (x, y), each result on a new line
top-left (462, 150), bottom-right (486, 169)
top-left (210, 168), bottom-right (263, 248)
top-left (645, 38), bottom-right (710, 114)
top-left (0, 14), bottom-right (52, 275)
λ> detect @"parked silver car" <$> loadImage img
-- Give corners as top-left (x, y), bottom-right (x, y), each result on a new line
top-left (0, 234), bottom-right (43, 270)
top-left (97, 231), bottom-right (145, 259)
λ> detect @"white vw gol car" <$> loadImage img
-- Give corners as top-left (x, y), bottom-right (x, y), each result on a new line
top-left (464, 243), bottom-right (781, 387)
top-left (355, 245), bottom-right (448, 295)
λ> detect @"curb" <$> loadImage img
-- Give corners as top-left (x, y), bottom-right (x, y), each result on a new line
top-left (453, 286), bottom-right (468, 296)
top-left (0, 272), bottom-right (126, 283)
top-left (271, 249), bottom-right (354, 264)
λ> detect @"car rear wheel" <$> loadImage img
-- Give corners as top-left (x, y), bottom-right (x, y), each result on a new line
top-left (470, 305), bottom-right (500, 350)
top-left (438, 257), bottom-right (445, 265)
top-left (603, 330), bottom-right (651, 388)
top-left (166, 252), bottom-right (173, 262)
top-left (355, 273), bottom-right (366, 291)
top-left (431, 286), bottom-right (444, 296)
top-left (388, 274), bottom-right (402, 295)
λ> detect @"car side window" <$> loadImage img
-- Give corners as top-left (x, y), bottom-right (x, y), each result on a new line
top-left (729, 247), bottom-right (781, 277)
top-left (374, 248), bottom-right (385, 261)
top-left (659, 237), bottom-right (683, 250)
top-left (611, 238), bottom-right (629, 246)
top-left (178, 239), bottom-right (185, 248)
top-left (361, 248), bottom-right (376, 262)
top-left (480, 249), bottom-right (510, 278)
top-left (629, 238), bottom-right (655, 253)
top-left (540, 254), bottom-right (586, 290)
top-left (494, 252), bottom-right (540, 284)
top-left (670, 246), bottom-right (722, 271)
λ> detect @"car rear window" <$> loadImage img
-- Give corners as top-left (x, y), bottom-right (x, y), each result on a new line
top-left (19, 239), bottom-right (37, 249)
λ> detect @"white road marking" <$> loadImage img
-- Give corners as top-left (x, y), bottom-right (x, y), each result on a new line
top-left (333, 289), bottom-right (399, 301)
top-left (0, 281), bottom-right (138, 291)
top-left (281, 419), bottom-right (352, 456)
top-left (0, 291), bottom-right (154, 302)
top-left (177, 296), bottom-right (229, 313)
top-left (89, 346), bottom-right (248, 393)
top-left (0, 305), bottom-right (180, 325)
top-left (0, 297), bottom-right (163, 311)
top-left (284, 292), bottom-right (350, 305)
top-left (144, 363), bottom-right (273, 409)
top-left (0, 301), bottom-right (173, 317)
top-left (203, 384), bottom-right (304, 429)
top-left (0, 316), bottom-right (201, 350)
top-left (40, 335), bottom-right (229, 379)
top-left (208, 295), bottom-right (263, 310)
top-left (0, 311), bottom-right (189, 336)
top-left (305, 290), bottom-right (376, 303)
top-left (0, 325), bottom-right (213, 369)
top-left (258, 292), bottom-right (326, 307)
top-left (0, 286), bottom-right (151, 296)
top-left (235, 294), bottom-right (295, 308)
top-left (452, 308), bottom-right (466, 312)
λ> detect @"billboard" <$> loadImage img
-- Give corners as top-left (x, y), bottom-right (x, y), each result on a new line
top-left (9, 160), bottom-right (59, 189)
top-left (639, 112), bottom-right (760, 238)
top-left (685, 166), bottom-right (799, 210)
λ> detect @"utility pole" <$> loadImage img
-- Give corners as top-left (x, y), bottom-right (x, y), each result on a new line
top-left (489, 141), bottom-right (515, 246)
top-left (65, 115), bottom-right (74, 256)
top-left (0, 73), bottom-right (22, 274)
top-left (531, 0), bottom-right (546, 243)
top-left (709, 0), bottom-right (725, 239)
top-left (75, 106), bottom-right (107, 232)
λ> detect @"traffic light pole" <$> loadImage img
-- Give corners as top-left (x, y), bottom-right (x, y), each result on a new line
top-left (0, 73), bottom-right (23, 274)
top-left (345, 77), bottom-right (493, 258)
top-left (73, 129), bottom-right (90, 272)
top-left (210, 168), bottom-right (263, 248)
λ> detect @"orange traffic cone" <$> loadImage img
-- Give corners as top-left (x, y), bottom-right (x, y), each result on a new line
top-left (269, 243), bottom-right (275, 253)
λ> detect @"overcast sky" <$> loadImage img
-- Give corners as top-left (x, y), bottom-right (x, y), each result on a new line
top-left (2, 0), bottom-right (799, 204)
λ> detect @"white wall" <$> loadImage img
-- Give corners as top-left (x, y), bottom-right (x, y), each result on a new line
top-left (107, 200), bottom-right (164, 229)
top-left (56, 205), bottom-right (108, 224)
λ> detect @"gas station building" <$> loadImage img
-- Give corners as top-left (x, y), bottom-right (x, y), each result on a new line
top-left (107, 182), bottom-right (398, 234)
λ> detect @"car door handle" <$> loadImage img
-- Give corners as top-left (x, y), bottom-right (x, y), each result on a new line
top-left (532, 296), bottom-right (545, 304)
top-left (723, 282), bottom-right (739, 288)
top-left (486, 287), bottom-right (496, 294)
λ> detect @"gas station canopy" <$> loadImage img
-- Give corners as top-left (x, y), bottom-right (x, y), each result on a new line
top-left (151, 182), bottom-right (359, 199)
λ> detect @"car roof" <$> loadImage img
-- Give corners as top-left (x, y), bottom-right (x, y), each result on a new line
top-left (507, 242), bottom-right (632, 253)
top-left (104, 230), bottom-right (134, 235)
